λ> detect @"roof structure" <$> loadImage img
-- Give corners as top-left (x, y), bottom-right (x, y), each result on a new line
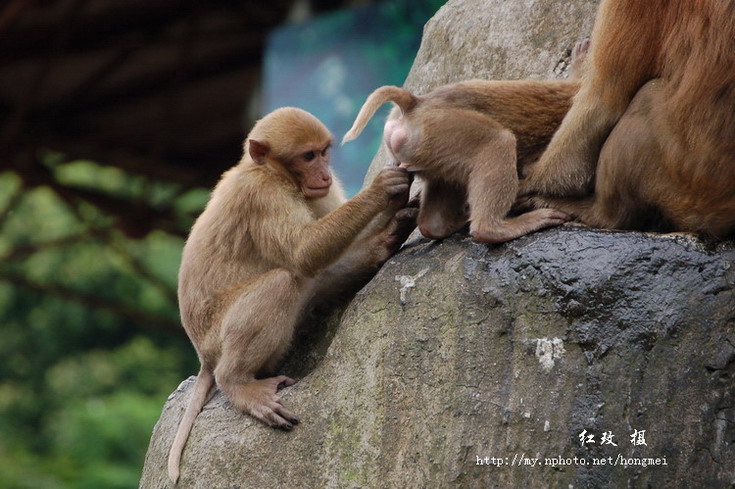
top-left (0, 0), bottom-right (356, 235)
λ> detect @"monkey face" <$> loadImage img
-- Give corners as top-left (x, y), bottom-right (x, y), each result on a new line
top-left (291, 143), bottom-right (333, 199)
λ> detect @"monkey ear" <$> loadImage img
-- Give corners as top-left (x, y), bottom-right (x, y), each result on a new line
top-left (248, 139), bottom-right (270, 165)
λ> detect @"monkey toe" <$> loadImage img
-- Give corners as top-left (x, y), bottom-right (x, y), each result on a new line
top-left (270, 416), bottom-right (294, 431)
top-left (250, 398), bottom-right (300, 429)
top-left (527, 208), bottom-right (572, 230)
top-left (274, 404), bottom-right (300, 425)
top-left (539, 208), bottom-right (572, 221)
top-left (264, 402), bottom-right (300, 429)
top-left (574, 38), bottom-right (591, 57)
top-left (273, 375), bottom-right (296, 390)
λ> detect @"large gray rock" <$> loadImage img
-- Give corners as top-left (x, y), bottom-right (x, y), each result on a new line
top-left (140, 228), bottom-right (735, 488)
top-left (140, 0), bottom-right (735, 487)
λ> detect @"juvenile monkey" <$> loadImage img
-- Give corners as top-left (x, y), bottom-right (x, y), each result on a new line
top-left (168, 107), bottom-right (415, 483)
top-left (521, 0), bottom-right (735, 237)
top-left (343, 41), bottom-right (590, 243)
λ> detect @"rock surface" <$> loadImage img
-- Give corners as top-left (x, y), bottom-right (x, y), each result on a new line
top-left (140, 1), bottom-right (735, 488)
top-left (140, 227), bottom-right (735, 488)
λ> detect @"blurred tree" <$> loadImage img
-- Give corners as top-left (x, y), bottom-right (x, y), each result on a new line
top-left (0, 162), bottom-right (199, 488)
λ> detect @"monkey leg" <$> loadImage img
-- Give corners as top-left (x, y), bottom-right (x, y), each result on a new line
top-left (529, 80), bottom-right (673, 232)
top-left (417, 179), bottom-right (468, 239)
top-left (521, 0), bottom-right (664, 197)
top-left (213, 269), bottom-right (307, 429)
top-left (463, 129), bottom-right (569, 243)
top-left (310, 204), bottom-right (419, 311)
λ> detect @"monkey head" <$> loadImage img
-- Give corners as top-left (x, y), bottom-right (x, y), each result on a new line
top-left (247, 107), bottom-right (334, 199)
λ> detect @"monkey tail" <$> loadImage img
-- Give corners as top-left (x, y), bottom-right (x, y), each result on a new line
top-left (342, 85), bottom-right (417, 144)
top-left (167, 367), bottom-right (215, 484)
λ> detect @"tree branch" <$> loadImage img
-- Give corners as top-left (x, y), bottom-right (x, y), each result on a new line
top-left (0, 269), bottom-right (184, 336)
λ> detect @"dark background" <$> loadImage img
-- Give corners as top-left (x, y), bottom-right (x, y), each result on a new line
top-left (0, 1), bottom-right (442, 487)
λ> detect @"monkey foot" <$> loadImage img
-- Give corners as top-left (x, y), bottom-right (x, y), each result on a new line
top-left (245, 375), bottom-right (301, 430)
top-left (525, 208), bottom-right (572, 228)
top-left (470, 208), bottom-right (571, 243)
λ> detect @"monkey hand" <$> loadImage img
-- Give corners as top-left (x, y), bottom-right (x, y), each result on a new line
top-left (386, 171), bottom-right (415, 211)
top-left (372, 206), bottom-right (419, 263)
top-left (370, 166), bottom-right (411, 207)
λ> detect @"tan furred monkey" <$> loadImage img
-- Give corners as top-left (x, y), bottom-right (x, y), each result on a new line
top-left (168, 107), bottom-right (416, 483)
top-left (521, 0), bottom-right (735, 238)
top-left (343, 40), bottom-right (590, 243)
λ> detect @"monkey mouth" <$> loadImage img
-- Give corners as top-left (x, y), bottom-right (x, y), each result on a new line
top-left (304, 185), bottom-right (331, 198)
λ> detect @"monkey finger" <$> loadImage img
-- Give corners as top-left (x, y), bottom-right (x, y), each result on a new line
top-left (379, 166), bottom-right (409, 179)
top-left (383, 179), bottom-right (410, 192)
top-left (386, 183), bottom-right (411, 197)
top-left (374, 168), bottom-right (409, 195)
top-left (383, 173), bottom-right (410, 186)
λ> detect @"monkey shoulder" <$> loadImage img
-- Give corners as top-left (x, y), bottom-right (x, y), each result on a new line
top-left (235, 165), bottom-right (305, 212)
top-left (238, 164), bottom-right (316, 236)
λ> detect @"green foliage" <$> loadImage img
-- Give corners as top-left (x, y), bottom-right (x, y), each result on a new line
top-left (0, 166), bottom-right (196, 488)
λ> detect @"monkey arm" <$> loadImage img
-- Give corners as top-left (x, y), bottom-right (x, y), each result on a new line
top-left (310, 205), bottom-right (418, 308)
top-left (247, 179), bottom-right (397, 279)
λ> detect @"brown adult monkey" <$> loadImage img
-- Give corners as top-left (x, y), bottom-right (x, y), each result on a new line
top-left (521, 0), bottom-right (735, 237)
top-left (167, 107), bottom-right (415, 483)
top-left (342, 41), bottom-right (590, 243)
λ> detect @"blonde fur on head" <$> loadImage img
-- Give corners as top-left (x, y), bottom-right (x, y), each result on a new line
top-left (247, 107), bottom-right (332, 162)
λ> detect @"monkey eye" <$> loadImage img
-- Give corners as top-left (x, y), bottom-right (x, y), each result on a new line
top-left (303, 151), bottom-right (316, 161)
